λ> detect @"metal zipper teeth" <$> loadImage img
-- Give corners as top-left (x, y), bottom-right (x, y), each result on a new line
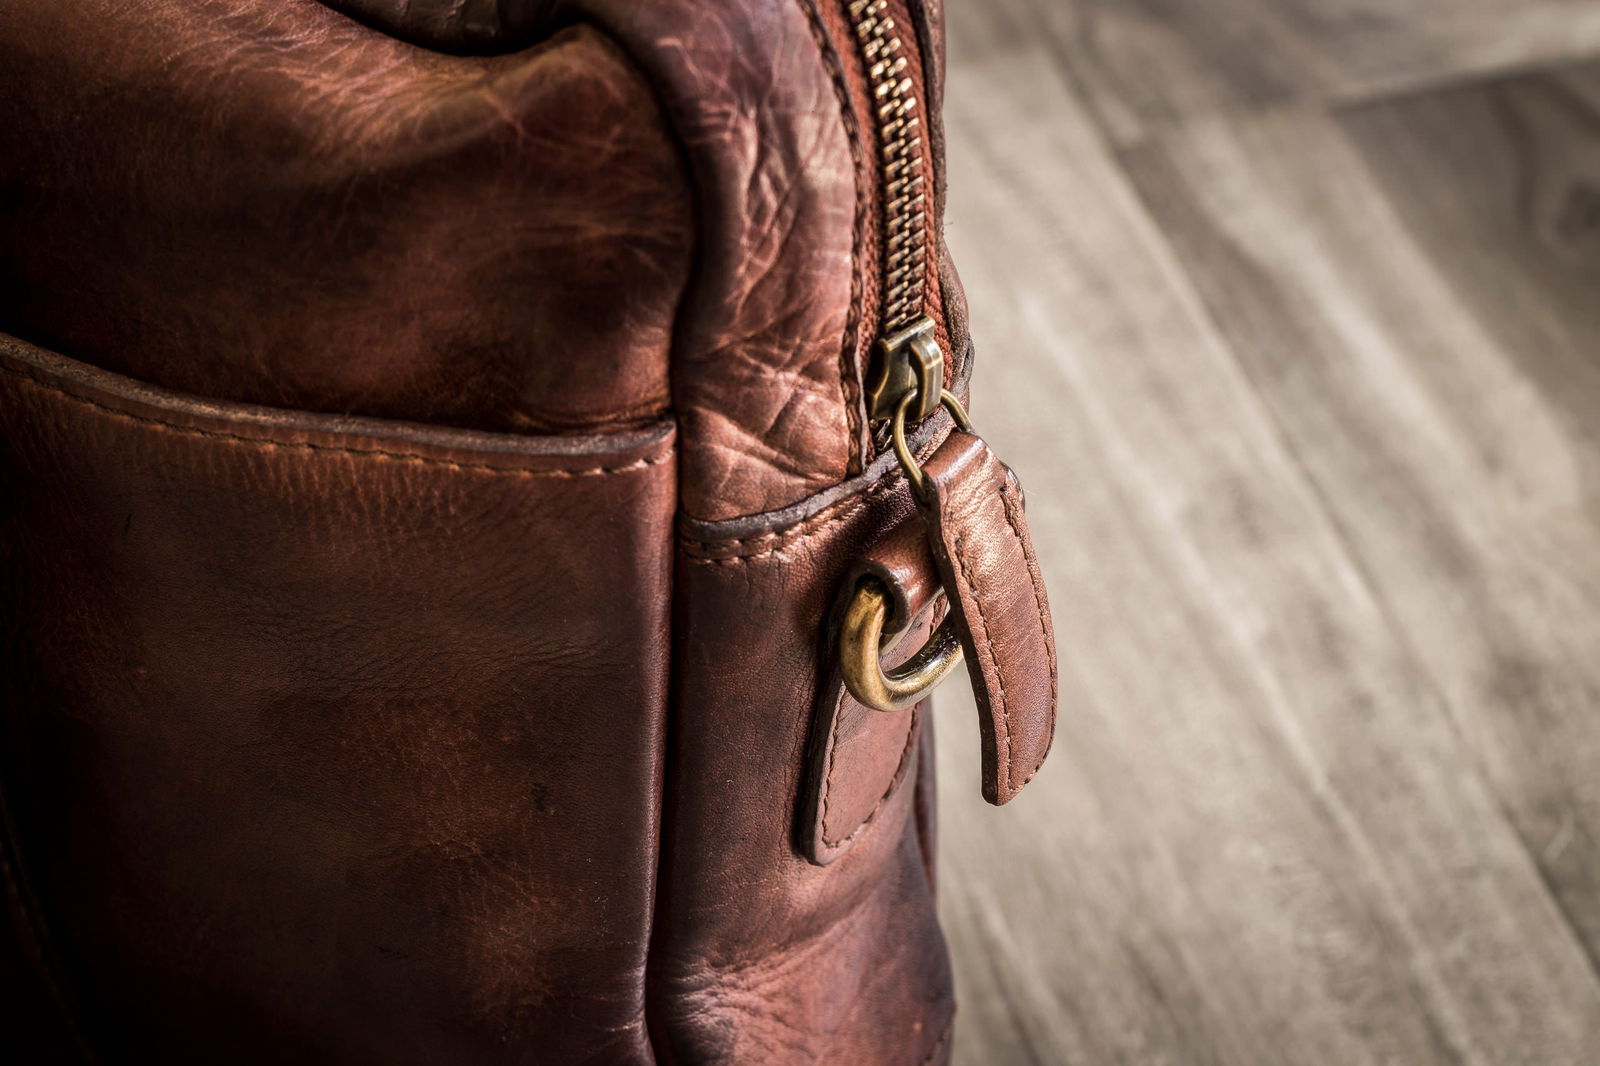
top-left (847, 0), bottom-right (930, 339)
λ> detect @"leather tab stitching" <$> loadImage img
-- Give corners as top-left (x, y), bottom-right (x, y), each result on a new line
top-left (1000, 479), bottom-right (1056, 786)
top-left (818, 698), bottom-right (920, 850)
top-left (951, 531), bottom-right (1014, 794)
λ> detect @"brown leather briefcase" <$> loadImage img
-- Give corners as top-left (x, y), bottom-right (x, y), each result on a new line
top-left (0, 1), bottom-right (1056, 1062)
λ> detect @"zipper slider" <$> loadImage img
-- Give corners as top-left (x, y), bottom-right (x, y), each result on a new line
top-left (865, 314), bottom-right (943, 423)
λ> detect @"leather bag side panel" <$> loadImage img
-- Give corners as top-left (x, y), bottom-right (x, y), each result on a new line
top-left (656, 436), bottom-right (959, 1066)
top-left (0, 336), bottom-right (676, 1065)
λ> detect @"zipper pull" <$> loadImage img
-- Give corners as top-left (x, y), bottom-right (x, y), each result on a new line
top-left (841, 324), bottom-right (1058, 804)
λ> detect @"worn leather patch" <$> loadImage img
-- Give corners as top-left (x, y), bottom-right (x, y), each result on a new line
top-left (922, 431), bottom-right (1057, 805)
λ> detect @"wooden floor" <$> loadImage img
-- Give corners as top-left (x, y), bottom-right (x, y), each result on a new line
top-left (931, 1), bottom-right (1600, 1062)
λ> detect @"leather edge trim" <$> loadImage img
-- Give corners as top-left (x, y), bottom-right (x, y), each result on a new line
top-left (998, 475), bottom-right (1058, 794)
top-left (817, 704), bottom-right (920, 851)
top-left (920, 1014), bottom-right (955, 1065)
top-left (0, 333), bottom-right (674, 467)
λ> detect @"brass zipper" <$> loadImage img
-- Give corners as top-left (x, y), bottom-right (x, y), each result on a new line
top-left (846, 0), bottom-right (944, 425)
top-left (834, 4), bottom-right (1056, 803)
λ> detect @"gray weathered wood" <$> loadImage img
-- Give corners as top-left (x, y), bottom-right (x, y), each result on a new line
top-left (1117, 57), bottom-right (1600, 989)
top-left (933, 3), bottom-right (1600, 1063)
top-left (1006, 0), bottom-right (1600, 144)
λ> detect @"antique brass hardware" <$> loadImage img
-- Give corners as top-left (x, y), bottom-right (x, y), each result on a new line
top-left (839, 580), bottom-right (965, 713)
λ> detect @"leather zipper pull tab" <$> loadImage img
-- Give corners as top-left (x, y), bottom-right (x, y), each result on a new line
top-left (841, 377), bottom-right (1059, 805)
top-left (918, 428), bottom-right (1057, 805)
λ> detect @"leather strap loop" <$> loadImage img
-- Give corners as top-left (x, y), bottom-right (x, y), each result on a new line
top-left (921, 430), bottom-right (1057, 805)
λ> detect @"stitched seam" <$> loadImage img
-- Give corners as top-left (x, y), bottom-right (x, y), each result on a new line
top-left (1, 363), bottom-right (670, 478)
top-left (796, 0), bottom-right (866, 472)
top-left (952, 531), bottom-right (1013, 794)
top-left (0, 828), bottom-right (96, 1062)
top-left (1002, 481), bottom-right (1056, 786)
top-left (820, 701), bottom-right (920, 850)
top-left (680, 474), bottom-right (904, 562)
top-left (680, 426), bottom-right (952, 559)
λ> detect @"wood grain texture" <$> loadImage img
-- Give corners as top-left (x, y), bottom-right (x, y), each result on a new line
top-left (932, 2), bottom-right (1600, 1062)
top-left (1118, 61), bottom-right (1600, 979)
top-left (1008, 0), bottom-right (1600, 144)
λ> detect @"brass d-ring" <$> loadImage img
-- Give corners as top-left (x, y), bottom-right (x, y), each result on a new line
top-left (839, 580), bottom-right (965, 713)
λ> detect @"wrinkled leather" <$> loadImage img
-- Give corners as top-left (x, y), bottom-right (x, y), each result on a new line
top-left (0, 0), bottom-right (992, 1062)
top-left (0, 2), bottom-right (690, 437)
top-left (312, 3), bottom-right (968, 1057)
top-left (922, 431), bottom-right (1058, 805)
top-left (0, 335), bottom-right (675, 1063)
top-left (573, 0), bottom-right (873, 518)
top-left (324, 0), bottom-right (963, 519)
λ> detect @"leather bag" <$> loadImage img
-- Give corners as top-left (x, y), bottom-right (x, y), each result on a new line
top-left (0, 1), bottom-right (1057, 1062)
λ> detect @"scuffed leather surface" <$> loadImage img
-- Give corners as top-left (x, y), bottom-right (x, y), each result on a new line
top-left (581, 0), bottom-right (866, 518)
top-left (0, 1), bottom-right (690, 436)
top-left (0, 334), bottom-right (675, 1064)
top-left (669, 428), bottom-right (957, 1065)
top-left (325, 0), bottom-right (973, 513)
top-left (326, 0), bottom-right (955, 519)
top-left (799, 512), bottom-right (945, 866)
top-left (922, 431), bottom-right (1058, 806)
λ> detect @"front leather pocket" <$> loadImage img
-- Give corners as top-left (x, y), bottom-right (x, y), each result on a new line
top-left (0, 334), bottom-right (673, 1063)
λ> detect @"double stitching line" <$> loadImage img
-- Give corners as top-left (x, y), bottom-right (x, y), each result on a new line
top-left (1000, 479), bottom-right (1055, 787)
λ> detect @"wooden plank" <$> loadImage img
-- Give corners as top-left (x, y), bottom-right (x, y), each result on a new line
top-left (933, 7), bottom-right (1600, 1063)
top-left (1011, 0), bottom-right (1600, 144)
top-left (1113, 57), bottom-right (1600, 986)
